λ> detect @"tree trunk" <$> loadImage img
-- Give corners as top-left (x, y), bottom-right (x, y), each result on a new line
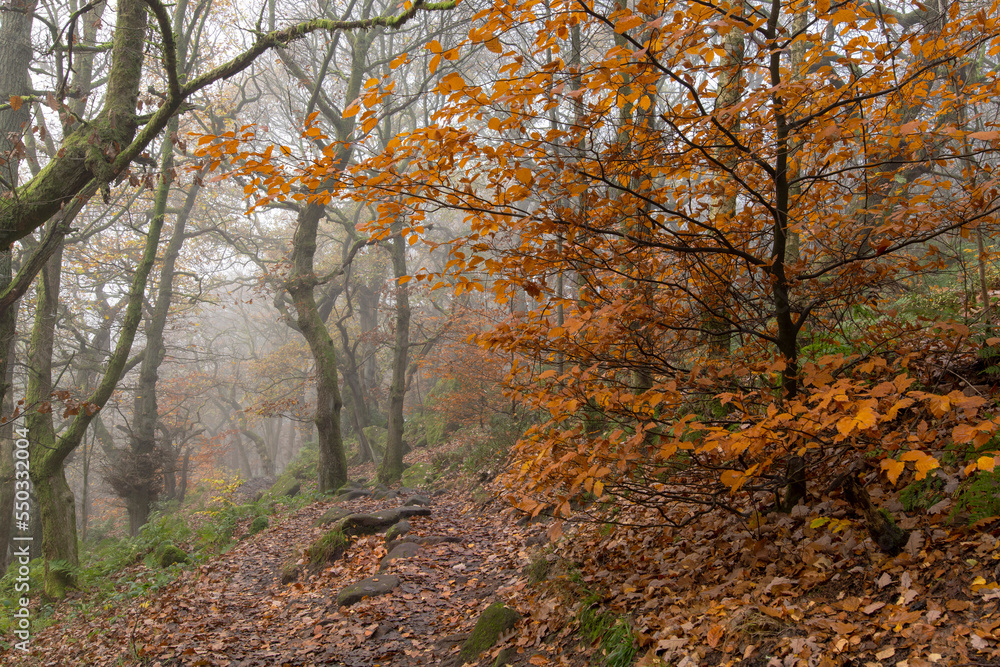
top-left (357, 284), bottom-right (381, 413)
top-left (240, 428), bottom-right (275, 477)
top-left (0, 0), bottom-right (36, 571)
top-left (338, 324), bottom-right (375, 464)
top-left (161, 435), bottom-right (177, 501)
top-left (379, 227), bottom-right (411, 484)
top-left (0, 254), bottom-right (18, 571)
top-left (177, 448), bottom-right (190, 503)
top-left (126, 83), bottom-right (202, 531)
top-left (288, 209), bottom-right (349, 493)
top-left (36, 466), bottom-right (77, 599)
top-left (126, 488), bottom-right (153, 537)
top-left (80, 436), bottom-right (91, 541)
top-left (26, 243), bottom-right (73, 598)
top-left (840, 472), bottom-right (908, 556)
top-left (282, 25), bottom-right (376, 492)
top-left (27, 165), bottom-right (170, 595)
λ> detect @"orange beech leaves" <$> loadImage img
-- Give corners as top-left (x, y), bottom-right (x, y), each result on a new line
top-left (197, 0), bottom-right (1000, 522)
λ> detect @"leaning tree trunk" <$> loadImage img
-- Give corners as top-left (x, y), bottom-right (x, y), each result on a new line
top-left (125, 0), bottom-right (203, 533)
top-left (27, 180), bottom-right (169, 597)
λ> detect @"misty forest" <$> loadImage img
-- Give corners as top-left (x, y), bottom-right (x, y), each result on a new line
top-left (3, 0), bottom-right (1000, 664)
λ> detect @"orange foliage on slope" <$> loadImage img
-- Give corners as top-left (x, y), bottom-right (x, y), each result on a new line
top-left (197, 0), bottom-right (1000, 529)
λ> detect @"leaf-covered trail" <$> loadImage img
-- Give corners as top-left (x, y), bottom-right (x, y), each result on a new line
top-left (7, 491), bottom-right (562, 667)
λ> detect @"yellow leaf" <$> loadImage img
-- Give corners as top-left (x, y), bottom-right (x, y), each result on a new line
top-left (9, 95), bottom-right (23, 111)
top-left (515, 166), bottom-right (533, 185)
top-left (882, 458), bottom-right (905, 485)
top-left (614, 14), bottom-right (644, 33)
top-left (855, 406), bottom-right (878, 430)
top-left (593, 480), bottom-right (604, 498)
top-left (836, 407), bottom-right (877, 436)
top-left (429, 54), bottom-right (441, 75)
top-left (953, 423), bottom-right (976, 444)
top-left (343, 101), bottom-right (361, 119)
top-left (485, 37), bottom-right (502, 53)
top-left (389, 52), bottom-right (408, 69)
top-left (927, 394), bottom-right (950, 418)
top-left (398, 275), bottom-right (412, 284)
top-left (900, 451), bottom-right (941, 479)
top-left (720, 469), bottom-right (744, 489)
top-left (978, 455), bottom-right (996, 472)
top-left (915, 453), bottom-right (939, 480)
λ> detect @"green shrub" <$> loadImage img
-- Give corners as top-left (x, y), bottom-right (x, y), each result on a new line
top-left (158, 545), bottom-right (189, 568)
top-left (900, 474), bottom-right (946, 512)
top-left (285, 441), bottom-right (319, 480)
top-left (954, 469), bottom-right (1000, 523)
top-left (577, 595), bottom-right (638, 667)
top-left (249, 516), bottom-right (269, 535)
top-left (308, 529), bottom-right (348, 566)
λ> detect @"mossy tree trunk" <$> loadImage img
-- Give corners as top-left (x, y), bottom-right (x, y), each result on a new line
top-left (281, 18), bottom-right (377, 493)
top-left (287, 201), bottom-right (350, 493)
top-left (0, 0), bottom-right (37, 570)
top-left (379, 226), bottom-right (410, 484)
top-left (125, 0), bottom-right (207, 535)
top-left (27, 188), bottom-right (169, 598)
top-left (25, 246), bottom-right (73, 598)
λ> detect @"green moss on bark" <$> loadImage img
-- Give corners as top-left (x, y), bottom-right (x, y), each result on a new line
top-left (459, 602), bottom-right (521, 663)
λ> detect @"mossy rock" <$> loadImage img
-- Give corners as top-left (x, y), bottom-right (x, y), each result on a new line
top-left (385, 519), bottom-right (411, 542)
top-left (404, 494), bottom-right (431, 507)
top-left (459, 602), bottom-right (521, 663)
top-left (268, 475), bottom-right (301, 499)
top-left (159, 545), bottom-right (189, 568)
top-left (379, 541), bottom-right (421, 570)
top-left (308, 528), bottom-right (349, 566)
top-left (249, 516), bottom-right (269, 536)
top-left (335, 489), bottom-right (370, 502)
top-left (280, 560), bottom-right (299, 584)
top-left (401, 461), bottom-right (434, 488)
top-left (336, 479), bottom-right (364, 494)
top-left (492, 647), bottom-right (516, 667)
top-left (526, 554), bottom-right (551, 584)
top-left (314, 506), bottom-right (352, 527)
top-left (336, 574), bottom-right (400, 607)
top-left (337, 507), bottom-right (430, 537)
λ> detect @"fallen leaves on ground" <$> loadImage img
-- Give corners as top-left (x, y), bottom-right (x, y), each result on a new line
top-left (5, 460), bottom-right (1000, 666)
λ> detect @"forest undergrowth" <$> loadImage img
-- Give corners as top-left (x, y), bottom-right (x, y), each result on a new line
top-left (3, 423), bottom-right (1000, 666)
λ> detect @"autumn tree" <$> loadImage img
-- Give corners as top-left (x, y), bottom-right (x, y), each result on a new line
top-left (199, 0), bottom-right (464, 489)
top-left (4, 0), bottom-right (457, 596)
top-left (325, 0), bottom-right (1000, 548)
